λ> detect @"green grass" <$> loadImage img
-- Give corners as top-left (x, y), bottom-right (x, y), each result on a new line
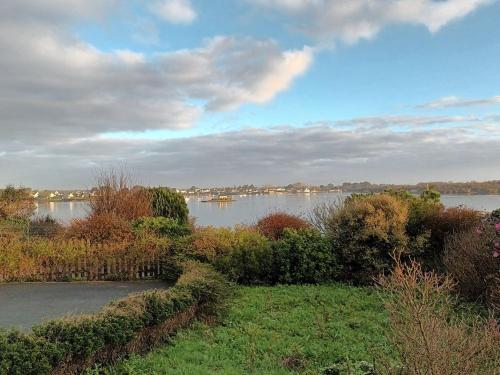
top-left (104, 284), bottom-right (395, 375)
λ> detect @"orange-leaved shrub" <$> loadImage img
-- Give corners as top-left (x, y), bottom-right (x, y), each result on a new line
top-left (66, 212), bottom-right (135, 244)
top-left (256, 211), bottom-right (310, 240)
top-left (379, 259), bottom-right (500, 375)
top-left (89, 169), bottom-right (152, 221)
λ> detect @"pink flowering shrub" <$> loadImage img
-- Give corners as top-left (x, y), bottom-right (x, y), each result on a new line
top-left (444, 213), bottom-right (500, 311)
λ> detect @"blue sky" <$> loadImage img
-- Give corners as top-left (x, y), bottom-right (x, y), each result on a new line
top-left (78, 0), bottom-right (500, 131)
top-left (1, 0), bottom-right (500, 187)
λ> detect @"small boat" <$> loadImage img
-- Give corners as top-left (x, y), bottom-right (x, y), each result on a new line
top-left (201, 195), bottom-right (235, 203)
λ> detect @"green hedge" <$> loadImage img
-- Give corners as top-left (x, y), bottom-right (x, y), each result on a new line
top-left (0, 261), bottom-right (232, 375)
top-left (133, 217), bottom-right (191, 238)
top-left (272, 228), bottom-right (340, 284)
top-left (173, 227), bottom-right (341, 286)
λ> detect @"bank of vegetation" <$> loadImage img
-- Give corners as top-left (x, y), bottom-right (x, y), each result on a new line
top-left (0, 171), bottom-right (499, 374)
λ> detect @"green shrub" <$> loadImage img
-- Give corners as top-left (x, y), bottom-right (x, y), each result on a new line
top-left (323, 193), bottom-right (409, 284)
top-left (133, 216), bottom-right (191, 238)
top-left (214, 229), bottom-right (273, 285)
top-left (173, 227), bottom-right (273, 284)
top-left (0, 330), bottom-right (63, 375)
top-left (385, 189), bottom-right (443, 267)
top-left (149, 188), bottom-right (189, 225)
top-left (0, 262), bottom-right (232, 374)
top-left (272, 228), bottom-right (339, 284)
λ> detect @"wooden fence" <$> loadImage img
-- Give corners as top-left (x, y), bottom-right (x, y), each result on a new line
top-left (0, 255), bottom-right (168, 282)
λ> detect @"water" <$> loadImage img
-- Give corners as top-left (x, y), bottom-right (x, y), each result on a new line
top-left (35, 193), bottom-right (500, 227)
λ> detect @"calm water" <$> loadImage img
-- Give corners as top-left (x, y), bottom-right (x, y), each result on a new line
top-left (35, 193), bottom-right (500, 227)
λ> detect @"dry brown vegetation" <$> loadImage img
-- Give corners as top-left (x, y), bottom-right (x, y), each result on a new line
top-left (89, 169), bottom-right (152, 221)
top-left (444, 224), bottom-right (500, 311)
top-left (379, 259), bottom-right (500, 375)
top-left (65, 169), bottom-right (152, 244)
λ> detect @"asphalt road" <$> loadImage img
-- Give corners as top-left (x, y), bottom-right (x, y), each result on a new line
top-left (0, 280), bottom-right (168, 330)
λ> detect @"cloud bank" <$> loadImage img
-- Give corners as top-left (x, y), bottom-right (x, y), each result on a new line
top-left (2, 118), bottom-right (499, 188)
top-left (248, 0), bottom-right (494, 45)
top-left (0, 1), bottom-right (313, 142)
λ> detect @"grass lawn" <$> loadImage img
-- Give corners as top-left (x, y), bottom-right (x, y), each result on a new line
top-left (103, 284), bottom-right (395, 375)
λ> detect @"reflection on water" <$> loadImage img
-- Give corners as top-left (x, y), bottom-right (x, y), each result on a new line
top-left (35, 193), bottom-right (500, 227)
top-left (35, 201), bottom-right (90, 224)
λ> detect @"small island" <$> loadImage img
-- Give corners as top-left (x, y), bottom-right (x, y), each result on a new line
top-left (201, 195), bottom-right (235, 203)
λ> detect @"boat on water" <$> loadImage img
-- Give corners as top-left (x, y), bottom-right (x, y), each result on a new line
top-left (201, 195), bottom-right (235, 203)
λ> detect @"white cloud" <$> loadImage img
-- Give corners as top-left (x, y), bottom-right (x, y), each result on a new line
top-left (114, 49), bottom-right (146, 64)
top-left (417, 95), bottom-right (500, 109)
top-left (334, 115), bottom-right (480, 129)
top-left (150, 0), bottom-right (197, 24)
top-left (0, 3), bottom-right (314, 141)
top-left (248, 0), bottom-right (495, 45)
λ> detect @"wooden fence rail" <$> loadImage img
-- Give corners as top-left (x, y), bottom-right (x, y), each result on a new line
top-left (0, 256), bottom-right (167, 282)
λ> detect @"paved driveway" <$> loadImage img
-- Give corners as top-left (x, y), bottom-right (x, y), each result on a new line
top-left (0, 280), bottom-right (168, 330)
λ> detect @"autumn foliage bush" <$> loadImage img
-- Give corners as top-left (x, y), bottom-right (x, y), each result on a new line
top-left (66, 213), bottom-right (134, 244)
top-left (0, 185), bottom-right (36, 220)
top-left (256, 211), bottom-right (310, 240)
top-left (89, 170), bottom-right (152, 222)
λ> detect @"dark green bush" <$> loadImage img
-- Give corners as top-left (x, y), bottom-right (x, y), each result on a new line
top-left (0, 261), bottom-right (232, 375)
top-left (0, 330), bottom-right (63, 375)
top-left (211, 229), bottom-right (273, 285)
top-left (272, 228), bottom-right (339, 284)
top-left (133, 216), bottom-right (191, 238)
top-left (149, 188), bottom-right (189, 225)
top-left (29, 215), bottom-right (63, 238)
top-left (174, 226), bottom-right (340, 285)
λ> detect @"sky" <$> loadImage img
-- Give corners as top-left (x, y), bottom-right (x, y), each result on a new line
top-left (1, 0), bottom-right (500, 189)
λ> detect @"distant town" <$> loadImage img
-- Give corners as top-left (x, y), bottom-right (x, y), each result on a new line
top-left (21, 180), bottom-right (500, 201)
